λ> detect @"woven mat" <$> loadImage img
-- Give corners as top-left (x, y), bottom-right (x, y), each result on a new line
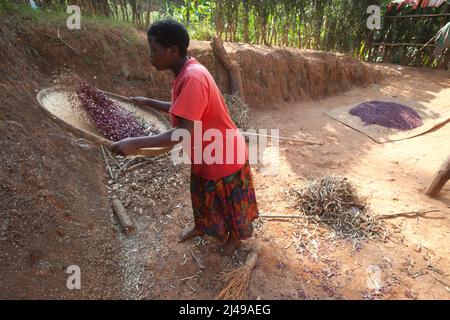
top-left (325, 98), bottom-right (450, 143)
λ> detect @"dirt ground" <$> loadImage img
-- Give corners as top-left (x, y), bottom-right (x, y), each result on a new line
top-left (111, 64), bottom-right (450, 300)
top-left (1, 16), bottom-right (449, 299)
top-left (246, 64), bottom-right (450, 300)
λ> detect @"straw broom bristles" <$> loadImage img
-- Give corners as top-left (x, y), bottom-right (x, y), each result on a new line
top-left (216, 241), bottom-right (261, 300)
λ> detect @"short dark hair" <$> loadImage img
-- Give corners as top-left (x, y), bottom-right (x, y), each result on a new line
top-left (147, 19), bottom-right (190, 57)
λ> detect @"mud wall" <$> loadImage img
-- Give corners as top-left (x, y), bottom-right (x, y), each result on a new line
top-left (7, 21), bottom-right (383, 109)
top-left (191, 44), bottom-right (384, 108)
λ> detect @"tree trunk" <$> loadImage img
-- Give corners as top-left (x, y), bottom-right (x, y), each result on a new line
top-left (261, 21), bottom-right (268, 46)
top-left (269, 14), bottom-right (277, 46)
top-left (254, 14), bottom-right (260, 45)
top-left (215, 1), bottom-right (224, 38)
top-left (124, 0), bottom-right (129, 22)
top-left (438, 48), bottom-right (450, 69)
top-left (243, 0), bottom-right (250, 43)
top-left (425, 154), bottom-right (450, 197)
top-left (120, 0), bottom-right (126, 21)
top-left (185, 0), bottom-right (190, 25)
top-left (112, 0), bottom-right (119, 19)
top-left (145, 10), bottom-right (150, 29)
top-left (211, 37), bottom-right (245, 102)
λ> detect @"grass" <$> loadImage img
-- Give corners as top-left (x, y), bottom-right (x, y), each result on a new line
top-left (0, 1), bottom-right (141, 52)
top-left (1, 1), bottom-right (67, 24)
top-left (0, 0), bottom-right (213, 70)
top-left (0, 1), bottom-right (137, 34)
top-left (1, 1), bottom-right (215, 42)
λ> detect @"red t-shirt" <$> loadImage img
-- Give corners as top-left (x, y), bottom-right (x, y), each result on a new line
top-left (169, 57), bottom-right (248, 180)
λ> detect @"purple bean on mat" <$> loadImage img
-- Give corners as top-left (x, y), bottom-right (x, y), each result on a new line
top-left (349, 101), bottom-right (423, 130)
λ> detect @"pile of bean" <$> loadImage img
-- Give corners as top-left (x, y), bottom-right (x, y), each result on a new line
top-left (349, 101), bottom-right (423, 130)
top-left (76, 83), bottom-right (147, 141)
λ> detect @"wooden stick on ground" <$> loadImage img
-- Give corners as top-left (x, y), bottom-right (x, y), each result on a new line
top-left (191, 251), bottom-right (205, 271)
top-left (261, 210), bottom-right (444, 221)
top-left (380, 210), bottom-right (443, 219)
top-left (241, 132), bottom-right (323, 145)
top-left (115, 156), bottom-right (139, 181)
top-left (120, 146), bottom-right (183, 175)
top-left (125, 160), bottom-right (153, 173)
top-left (55, 28), bottom-right (78, 54)
top-left (425, 154), bottom-right (450, 198)
top-left (101, 145), bottom-right (114, 180)
top-left (104, 147), bottom-right (121, 169)
top-left (427, 271), bottom-right (450, 291)
top-left (260, 214), bottom-right (305, 219)
top-left (111, 199), bottom-right (134, 235)
top-left (180, 271), bottom-right (202, 282)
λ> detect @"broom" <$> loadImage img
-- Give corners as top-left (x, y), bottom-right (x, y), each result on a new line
top-left (215, 241), bottom-right (261, 300)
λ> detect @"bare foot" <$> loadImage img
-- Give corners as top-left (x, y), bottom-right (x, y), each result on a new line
top-left (222, 238), bottom-right (242, 256)
top-left (178, 225), bottom-right (203, 242)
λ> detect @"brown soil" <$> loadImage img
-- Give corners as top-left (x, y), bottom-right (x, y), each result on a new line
top-left (1, 15), bottom-right (449, 300)
top-left (248, 65), bottom-right (450, 300)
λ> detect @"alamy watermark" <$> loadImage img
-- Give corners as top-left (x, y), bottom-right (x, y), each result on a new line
top-left (366, 264), bottom-right (382, 293)
top-left (66, 265), bottom-right (81, 290)
top-left (63, 5), bottom-right (382, 33)
top-left (367, 5), bottom-right (381, 30)
top-left (168, 123), bottom-right (281, 174)
top-left (66, 5), bottom-right (81, 30)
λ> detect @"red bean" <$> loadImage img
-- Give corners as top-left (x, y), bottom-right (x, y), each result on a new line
top-left (76, 83), bottom-right (148, 141)
top-left (349, 101), bottom-right (423, 131)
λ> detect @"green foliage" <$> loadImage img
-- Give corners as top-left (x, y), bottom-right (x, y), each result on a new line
top-left (0, 0), bottom-right (18, 12)
top-left (1, 0), bottom-right (448, 66)
top-left (189, 22), bottom-right (215, 41)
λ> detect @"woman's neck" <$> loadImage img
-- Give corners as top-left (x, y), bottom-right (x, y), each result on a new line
top-left (172, 56), bottom-right (189, 77)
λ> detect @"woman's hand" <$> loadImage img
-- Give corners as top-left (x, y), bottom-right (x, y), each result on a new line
top-left (108, 138), bottom-right (139, 156)
top-left (128, 96), bottom-right (172, 113)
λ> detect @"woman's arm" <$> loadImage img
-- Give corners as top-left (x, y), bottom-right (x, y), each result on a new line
top-left (130, 96), bottom-right (172, 113)
top-left (108, 116), bottom-right (194, 156)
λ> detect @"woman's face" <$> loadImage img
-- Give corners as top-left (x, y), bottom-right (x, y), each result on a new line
top-left (148, 36), bottom-right (174, 71)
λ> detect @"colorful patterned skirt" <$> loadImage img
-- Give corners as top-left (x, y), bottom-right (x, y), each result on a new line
top-left (190, 162), bottom-right (259, 244)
